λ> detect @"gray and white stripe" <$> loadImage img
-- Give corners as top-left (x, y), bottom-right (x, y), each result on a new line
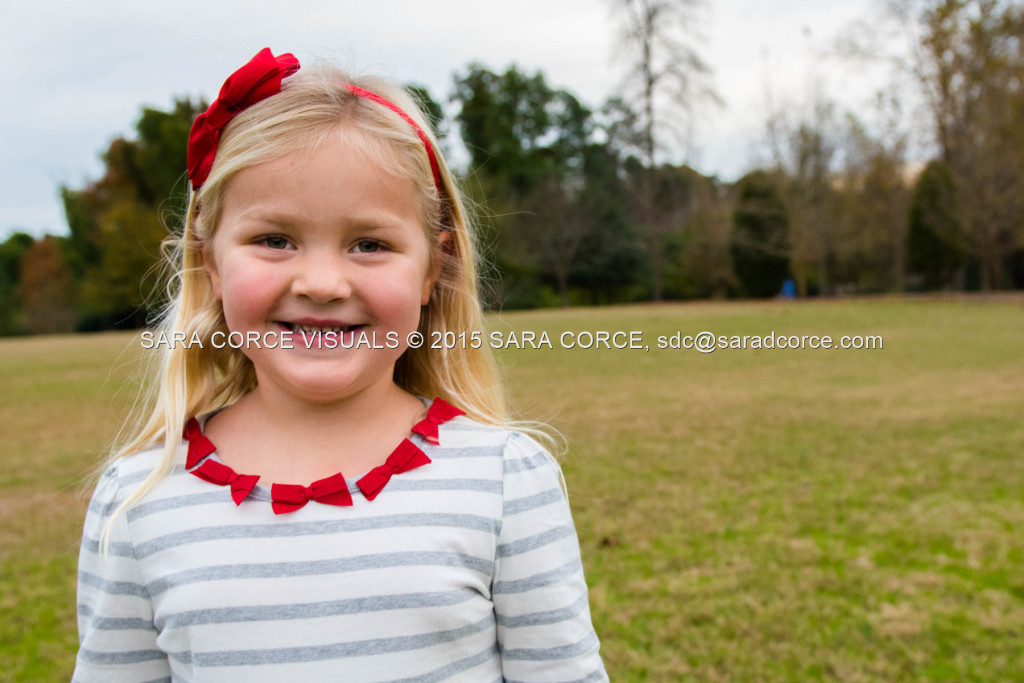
top-left (74, 415), bottom-right (606, 682)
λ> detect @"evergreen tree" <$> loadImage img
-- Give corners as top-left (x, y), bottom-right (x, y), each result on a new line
top-left (908, 160), bottom-right (968, 289)
top-left (0, 232), bottom-right (35, 334)
top-left (731, 171), bottom-right (791, 298)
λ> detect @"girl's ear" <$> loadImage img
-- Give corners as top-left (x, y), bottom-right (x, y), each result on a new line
top-left (203, 247), bottom-right (223, 300)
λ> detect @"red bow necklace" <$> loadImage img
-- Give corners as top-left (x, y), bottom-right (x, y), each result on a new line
top-left (182, 398), bottom-right (464, 514)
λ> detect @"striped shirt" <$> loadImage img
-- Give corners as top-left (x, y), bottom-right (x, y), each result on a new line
top-left (74, 410), bottom-right (607, 682)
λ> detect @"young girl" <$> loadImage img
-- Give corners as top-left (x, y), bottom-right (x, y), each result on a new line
top-left (74, 49), bottom-right (607, 682)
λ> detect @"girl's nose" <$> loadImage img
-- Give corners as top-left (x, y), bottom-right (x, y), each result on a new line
top-left (291, 251), bottom-right (353, 303)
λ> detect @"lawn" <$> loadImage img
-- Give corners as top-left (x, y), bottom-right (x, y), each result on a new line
top-left (2, 296), bottom-right (1022, 681)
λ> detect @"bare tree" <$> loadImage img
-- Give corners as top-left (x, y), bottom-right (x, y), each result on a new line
top-left (537, 179), bottom-right (590, 307)
top-left (609, 0), bottom-right (717, 164)
top-left (764, 87), bottom-right (844, 297)
top-left (608, 0), bottom-right (719, 300)
top-left (846, 0), bottom-right (1024, 290)
top-left (917, 0), bottom-right (1024, 289)
top-left (837, 95), bottom-right (912, 293)
top-left (685, 177), bottom-right (736, 298)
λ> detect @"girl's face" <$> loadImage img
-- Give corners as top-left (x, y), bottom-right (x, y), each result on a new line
top-left (204, 130), bottom-right (437, 405)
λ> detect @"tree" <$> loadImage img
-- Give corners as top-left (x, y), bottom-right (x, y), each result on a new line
top-left (908, 160), bottom-right (969, 288)
top-left (857, 0), bottom-right (1024, 290)
top-left (133, 101), bottom-right (199, 207)
top-left (731, 171), bottom-right (791, 298)
top-left (607, 0), bottom-right (719, 300)
top-left (915, 0), bottom-right (1024, 289)
top-left (570, 134), bottom-right (647, 303)
top-left (18, 235), bottom-right (77, 334)
top-left (61, 97), bottom-right (204, 329)
top-left (645, 162), bottom-right (701, 297)
top-left (608, 0), bottom-right (717, 163)
top-left (686, 178), bottom-right (736, 299)
top-left (837, 111), bottom-right (912, 293)
top-left (452, 65), bottom-right (604, 306)
top-left (766, 93), bottom-right (843, 297)
top-left (453, 65), bottom-right (564, 195)
top-left (79, 201), bottom-right (169, 329)
top-left (0, 232), bottom-right (35, 334)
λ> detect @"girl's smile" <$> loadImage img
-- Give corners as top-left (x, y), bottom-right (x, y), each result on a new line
top-left (204, 128), bottom-right (437, 405)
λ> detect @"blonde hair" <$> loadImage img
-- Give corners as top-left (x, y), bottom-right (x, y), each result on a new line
top-left (101, 62), bottom-right (522, 547)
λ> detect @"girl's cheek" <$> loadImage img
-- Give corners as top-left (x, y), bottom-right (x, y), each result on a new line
top-left (219, 267), bottom-right (278, 327)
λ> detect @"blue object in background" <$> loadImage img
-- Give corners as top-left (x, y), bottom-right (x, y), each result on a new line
top-left (781, 279), bottom-right (796, 299)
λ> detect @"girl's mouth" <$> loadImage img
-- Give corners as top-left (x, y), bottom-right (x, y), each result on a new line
top-left (279, 322), bottom-right (364, 334)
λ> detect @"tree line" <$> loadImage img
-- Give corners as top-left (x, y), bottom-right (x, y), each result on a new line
top-left (2, 0), bottom-right (1022, 336)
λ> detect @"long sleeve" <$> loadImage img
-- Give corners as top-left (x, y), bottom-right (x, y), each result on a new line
top-left (73, 462), bottom-right (171, 682)
top-left (493, 432), bottom-right (607, 682)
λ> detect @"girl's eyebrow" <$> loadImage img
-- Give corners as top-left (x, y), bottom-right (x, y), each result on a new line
top-left (236, 210), bottom-right (296, 227)
top-left (349, 216), bottom-right (410, 233)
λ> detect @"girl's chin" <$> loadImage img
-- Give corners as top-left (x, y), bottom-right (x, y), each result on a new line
top-left (249, 358), bottom-right (400, 404)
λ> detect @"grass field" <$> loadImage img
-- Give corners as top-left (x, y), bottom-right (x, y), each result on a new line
top-left (2, 296), bottom-right (1023, 681)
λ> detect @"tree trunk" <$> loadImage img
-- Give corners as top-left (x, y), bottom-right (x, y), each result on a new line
top-left (556, 265), bottom-right (570, 307)
top-left (650, 229), bottom-right (663, 301)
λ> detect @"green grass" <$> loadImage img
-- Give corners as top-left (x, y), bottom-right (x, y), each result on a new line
top-left (2, 297), bottom-right (1023, 680)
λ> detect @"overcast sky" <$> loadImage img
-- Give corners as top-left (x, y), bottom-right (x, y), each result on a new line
top-left (2, 0), bottom-right (893, 239)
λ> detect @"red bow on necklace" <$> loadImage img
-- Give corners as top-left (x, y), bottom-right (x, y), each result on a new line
top-left (357, 439), bottom-right (432, 501)
top-left (411, 398), bottom-right (465, 445)
top-left (191, 459), bottom-right (260, 505)
top-left (183, 397), bottom-right (462, 510)
top-left (184, 418), bottom-right (216, 468)
top-left (271, 473), bottom-right (353, 514)
top-left (187, 48), bottom-right (300, 189)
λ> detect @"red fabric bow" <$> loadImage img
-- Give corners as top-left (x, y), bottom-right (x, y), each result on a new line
top-left (410, 398), bottom-right (465, 445)
top-left (271, 473), bottom-right (353, 514)
top-left (184, 418), bottom-right (217, 468)
top-left (187, 48), bottom-right (300, 189)
top-left (357, 439), bottom-right (432, 501)
top-left (190, 459), bottom-right (260, 505)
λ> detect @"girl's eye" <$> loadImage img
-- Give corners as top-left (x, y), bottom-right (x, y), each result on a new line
top-left (354, 239), bottom-right (382, 253)
top-left (261, 236), bottom-right (291, 250)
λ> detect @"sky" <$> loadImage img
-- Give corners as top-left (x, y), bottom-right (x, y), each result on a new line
top-left (1, 0), bottom-right (895, 240)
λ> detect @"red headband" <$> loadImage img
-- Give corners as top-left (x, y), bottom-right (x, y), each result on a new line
top-left (343, 84), bottom-right (443, 201)
top-left (187, 48), bottom-right (445, 210)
